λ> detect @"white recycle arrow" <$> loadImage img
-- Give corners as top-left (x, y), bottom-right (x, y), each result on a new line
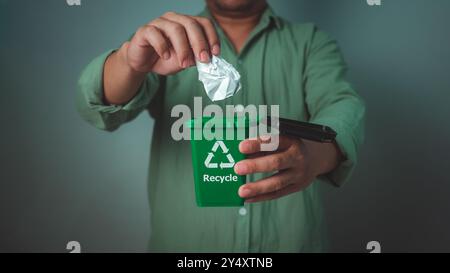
top-left (211, 140), bottom-right (229, 153)
top-left (204, 141), bottom-right (235, 169)
top-left (204, 152), bottom-right (218, 168)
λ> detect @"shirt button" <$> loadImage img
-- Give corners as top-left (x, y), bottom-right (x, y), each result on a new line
top-left (239, 207), bottom-right (247, 216)
top-left (237, 59), bottom-right (243, 65)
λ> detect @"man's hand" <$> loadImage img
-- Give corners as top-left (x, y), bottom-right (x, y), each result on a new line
top-left (235, 136), bottom-right (342, 203)
top-left (103, 12), bottom-right (219, 105)
top-left (125, 12), bottom-right (220, 75)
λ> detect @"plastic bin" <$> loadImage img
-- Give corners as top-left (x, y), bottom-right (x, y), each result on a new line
top-left (188, 116), bottom-right (250, 207)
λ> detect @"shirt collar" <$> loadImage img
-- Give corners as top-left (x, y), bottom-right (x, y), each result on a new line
top-left (261, 6), bottom-right (282, 29)
top-left (199, 5), bottom-right (281, 30)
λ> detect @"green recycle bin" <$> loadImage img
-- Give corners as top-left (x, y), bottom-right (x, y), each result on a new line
top-left (188, 116), bottom-right (253, 207)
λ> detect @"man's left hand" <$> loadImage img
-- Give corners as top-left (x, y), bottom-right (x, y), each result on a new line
top-left (234, 135), bottom-right (342, 203)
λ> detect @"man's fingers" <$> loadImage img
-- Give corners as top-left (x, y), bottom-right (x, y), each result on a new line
top-left (235, 136), bottom-right (303, 175)
top-left (192, 16), bottom-right (220, 55)
top-left (239, 135), bottom-right (293, 155)
top-left (162, 12), bottom-right (211, 63)
top-left (238, 170), bottom-right (296, 198)
top-left (245, 183), bottom-right (301, 203)
top-left (144, 13), bottom-right (219, 67)
top-left (238, 138), bottom-right (262, 154)
top-left (149, 17), bottom-right (193, 68)
top-left (234, 149), bottom-right (295, 175)
top-left (135, 25), bottom-right (170, 60)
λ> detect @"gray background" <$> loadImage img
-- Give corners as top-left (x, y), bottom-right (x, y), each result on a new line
top-left (1, 0), bottom-right (449, 252)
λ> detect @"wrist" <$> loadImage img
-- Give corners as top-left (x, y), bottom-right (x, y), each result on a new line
top-left (102, 43), bottom-right (147, 106)
top-left (116, 43), bottom-right (147, 79)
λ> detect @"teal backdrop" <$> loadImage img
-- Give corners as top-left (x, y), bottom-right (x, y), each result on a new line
top-left (1, 0), bottom-right (449, 252)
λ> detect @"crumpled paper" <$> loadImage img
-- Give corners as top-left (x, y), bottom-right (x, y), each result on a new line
top-left (196, 55), bottom-right (241, 102)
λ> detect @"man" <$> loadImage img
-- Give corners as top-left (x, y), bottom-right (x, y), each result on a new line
top-left (76, 0), bottom-right (365, 252)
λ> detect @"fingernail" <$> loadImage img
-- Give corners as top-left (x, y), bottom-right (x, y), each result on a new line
top-left (199, 50), bottom-right (210, 63)
top-left (235, 163), bottom-right (248, 174)
top-left (239, 141), bottom-right (249, 153)
top-left (162, 51), bottom-right (170, 60)
top-left (239, 187), bottom-right (252, 198)
top-left (212, 44), bottom-right (220, 55)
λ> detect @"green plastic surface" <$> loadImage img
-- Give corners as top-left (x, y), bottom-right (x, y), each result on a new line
top-left (188, 116), bottom-right (250, 207)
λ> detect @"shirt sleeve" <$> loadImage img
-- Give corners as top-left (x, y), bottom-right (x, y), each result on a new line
top-left (75, 49), bottom-right (161, 131)
top-left (304, 26), bottom-right (366, 187)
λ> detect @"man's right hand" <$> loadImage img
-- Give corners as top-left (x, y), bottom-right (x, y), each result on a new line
top-left (124, 12), bottom-right (220, 75)
top-left (103, 12), bottom-right (220, 105)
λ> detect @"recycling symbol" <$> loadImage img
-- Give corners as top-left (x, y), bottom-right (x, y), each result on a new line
top-left (204, 141), bottom-right (235, 169)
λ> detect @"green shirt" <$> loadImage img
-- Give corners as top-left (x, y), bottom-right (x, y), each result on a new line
top-left (76, 6), bottom-right (365, 252)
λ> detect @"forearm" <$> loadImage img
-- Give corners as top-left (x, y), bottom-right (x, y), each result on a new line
top-left (103, 43), bottom-right (147, 105)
